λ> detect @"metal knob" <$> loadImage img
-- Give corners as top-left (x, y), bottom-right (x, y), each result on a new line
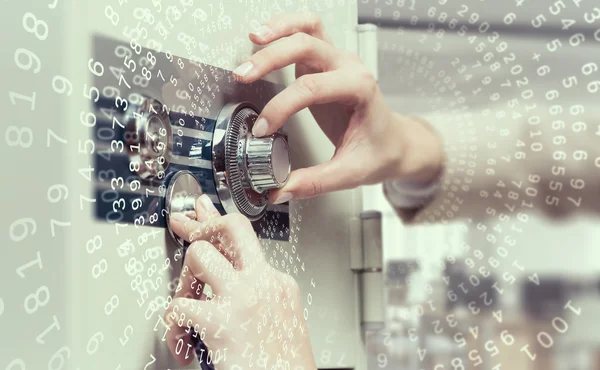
top-left (213, 101), bottom-right (291, 220)
top-left (245, 134), bottom-right (290, 193)
top-left (165, 170), bottom-right (203, 247)
top-left (123, 97), bottom-right (172, 180)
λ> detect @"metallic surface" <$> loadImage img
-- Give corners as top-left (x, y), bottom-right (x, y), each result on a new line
top-left (213, 101), bottom-right (291, 220)
top-left (165, 170), bottom-right (204, 247)
top-left (246, 134), bottom-right (291, 193)
top-left (123, 97), bottom-right (173, 180)
top-left (89, 35), bottom-right (291, 240)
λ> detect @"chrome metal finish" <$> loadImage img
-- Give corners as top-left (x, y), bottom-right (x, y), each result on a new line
top-left (213, 102), bottom-right (291, 221)
top-left (123, 97), bottom-right (172, 180)
top-left (245, 134), bottom-right (290, 193)
top-left (165, 170), bottom-right (203, 247)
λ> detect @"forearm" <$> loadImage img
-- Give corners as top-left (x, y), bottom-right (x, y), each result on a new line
top-left (382, 113), bottom-right (446, 223)
top-left (385, 109), bottom-right (600, 224)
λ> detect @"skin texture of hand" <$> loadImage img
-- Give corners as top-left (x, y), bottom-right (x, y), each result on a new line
top-left (163, 194), bottom-right (317, 370)
top-left (232, 12), bottom-right (445, 204)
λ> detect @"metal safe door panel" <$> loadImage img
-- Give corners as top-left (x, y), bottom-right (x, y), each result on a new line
top-left (1, 1), bottom-right (360, 370)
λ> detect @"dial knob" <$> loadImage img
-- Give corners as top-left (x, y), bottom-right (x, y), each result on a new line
top-left (245, 134), bottom-right (290, 193)
top-left (165, 170), bottom-right (204, 248)
top-left (213, 102), bottom-right (291, 220)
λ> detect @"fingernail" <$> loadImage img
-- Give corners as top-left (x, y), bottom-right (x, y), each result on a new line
top-left (170, 213), bottom-right (188, 223)
top-left (198, 194), bottom-right (218, 215)
top-left (232, 61), bottom-right (254, 77)
top-left (274, 192), bottom-right (293, 204)
top-left (253, 117), bottom-right (268, 137)
top-left (251, 25), bottom-right (272, 39)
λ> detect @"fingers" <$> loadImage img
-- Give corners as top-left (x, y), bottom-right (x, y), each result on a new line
top-left (165, 196), bottom-right (239, 366)
top-left (269, 154), bottom-right (365, 203)
top-left (194, 194), bottom-right (221, 223)
top-left (180, 241), bottom-right (237, 297)
top-left (170, 211), bottom-right (261, 270)
top-left (253, 68), bottom-right (376, 137)
top-left (233, 32), bottom-right (341, 84)
top-left (169, 194), bottom-right (228, 251)
top-left (164, 297), bottom-right (202, 367)
top-left (175, 194), bottom-right (223, 299)
top-left (250, 11), bottom-right (333, 45)
top-left (164, 297), bottom-right (223, 366)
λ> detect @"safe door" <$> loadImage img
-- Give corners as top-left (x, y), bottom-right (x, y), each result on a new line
top-left (1, 1), bottom-right (364, 369)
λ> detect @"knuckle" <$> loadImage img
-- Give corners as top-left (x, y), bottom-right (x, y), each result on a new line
top-left (295, 74), bottom-right (320, 100)
top-left (353, 67), bottom-right (377, 100)
top-left (358, 68), bottom-right (376, 87)
top-left (309, 178), bottom-right (324, 197)
top-left (189, 240), bottom-right (213, 258)
top-left (204, 216), bottom-right (225, 234)
top-left (182, 218), bottom-right (196, 235)
top-left (269, 14), bottom-right (284, 28)
top-left (291, 31), bottom-right (312, 48)
top-left (187, 225), bottom-right (203, 242)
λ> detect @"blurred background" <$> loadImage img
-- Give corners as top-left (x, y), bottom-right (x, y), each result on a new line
top-left (358, 0), bottom-right (600, 369)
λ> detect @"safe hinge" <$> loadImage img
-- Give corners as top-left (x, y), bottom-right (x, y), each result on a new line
top-left (350, 211), bottom-right (385, 326)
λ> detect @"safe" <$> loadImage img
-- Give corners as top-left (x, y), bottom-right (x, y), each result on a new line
top-left (1, 1), bottom-right (380, 369)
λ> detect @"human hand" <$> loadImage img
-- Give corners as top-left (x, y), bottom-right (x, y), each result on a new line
top-left (163, 194), bottom-right (316, 370)
top-left (232, 12), bottom-right (445, 204)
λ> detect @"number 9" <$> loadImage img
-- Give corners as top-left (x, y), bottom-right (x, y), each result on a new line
top-left (52, 76), bottom-right (73, 95)
top-left (48, 346), bottom-right (71, 370)
top-left (47, 184), bottom-right (69, 203)
top-left (377, 353), bottom-right (388, 368)
top-left (9, 218), bottom-right (37, 242)
top-left (14, 48), bottom-right (41, 73)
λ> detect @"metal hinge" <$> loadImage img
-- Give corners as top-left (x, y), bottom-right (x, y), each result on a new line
top-left (350, 210), bottom-right (385, 329)
top-left (350, 23), bottom-right (381, 330)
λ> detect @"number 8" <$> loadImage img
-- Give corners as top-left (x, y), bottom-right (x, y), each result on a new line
top-left (23, 13), bottom-right (49, 41)
top-left (105, 5), bottom-right (119, 26)
top-left (24, 286), bottom-right (50, 314)
top-left (5, 126), bottom-right (33, 148)
top-left (86, 235), bottom-right (103, 254)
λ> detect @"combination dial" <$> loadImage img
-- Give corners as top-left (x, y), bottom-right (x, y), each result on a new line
top-left (212, 102), bottom-right (291, 221)
top-left (91, 35), bottom-right (292, 246)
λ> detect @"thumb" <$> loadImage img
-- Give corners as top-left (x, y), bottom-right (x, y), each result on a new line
top-left (268, 157), bottom-right (362, 204)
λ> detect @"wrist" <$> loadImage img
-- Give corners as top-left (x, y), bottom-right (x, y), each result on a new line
top-left (393, 113), bottom-right (445, 184)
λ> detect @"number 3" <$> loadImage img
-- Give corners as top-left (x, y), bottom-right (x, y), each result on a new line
top-left (584, 8), bottom-right (600, 23)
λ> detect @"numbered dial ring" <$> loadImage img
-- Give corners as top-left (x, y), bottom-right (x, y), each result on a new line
top-left (123, 97), bottom-right (173, 180)
top-left (213, 102), bottom-right (291, 221)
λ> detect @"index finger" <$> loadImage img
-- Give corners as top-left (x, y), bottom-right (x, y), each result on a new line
top-left (169, 213), bottom-right (260, 270)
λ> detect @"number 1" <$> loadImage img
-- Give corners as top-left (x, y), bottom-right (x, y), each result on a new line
top-left (9, 91), bottom-right (36, 110)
